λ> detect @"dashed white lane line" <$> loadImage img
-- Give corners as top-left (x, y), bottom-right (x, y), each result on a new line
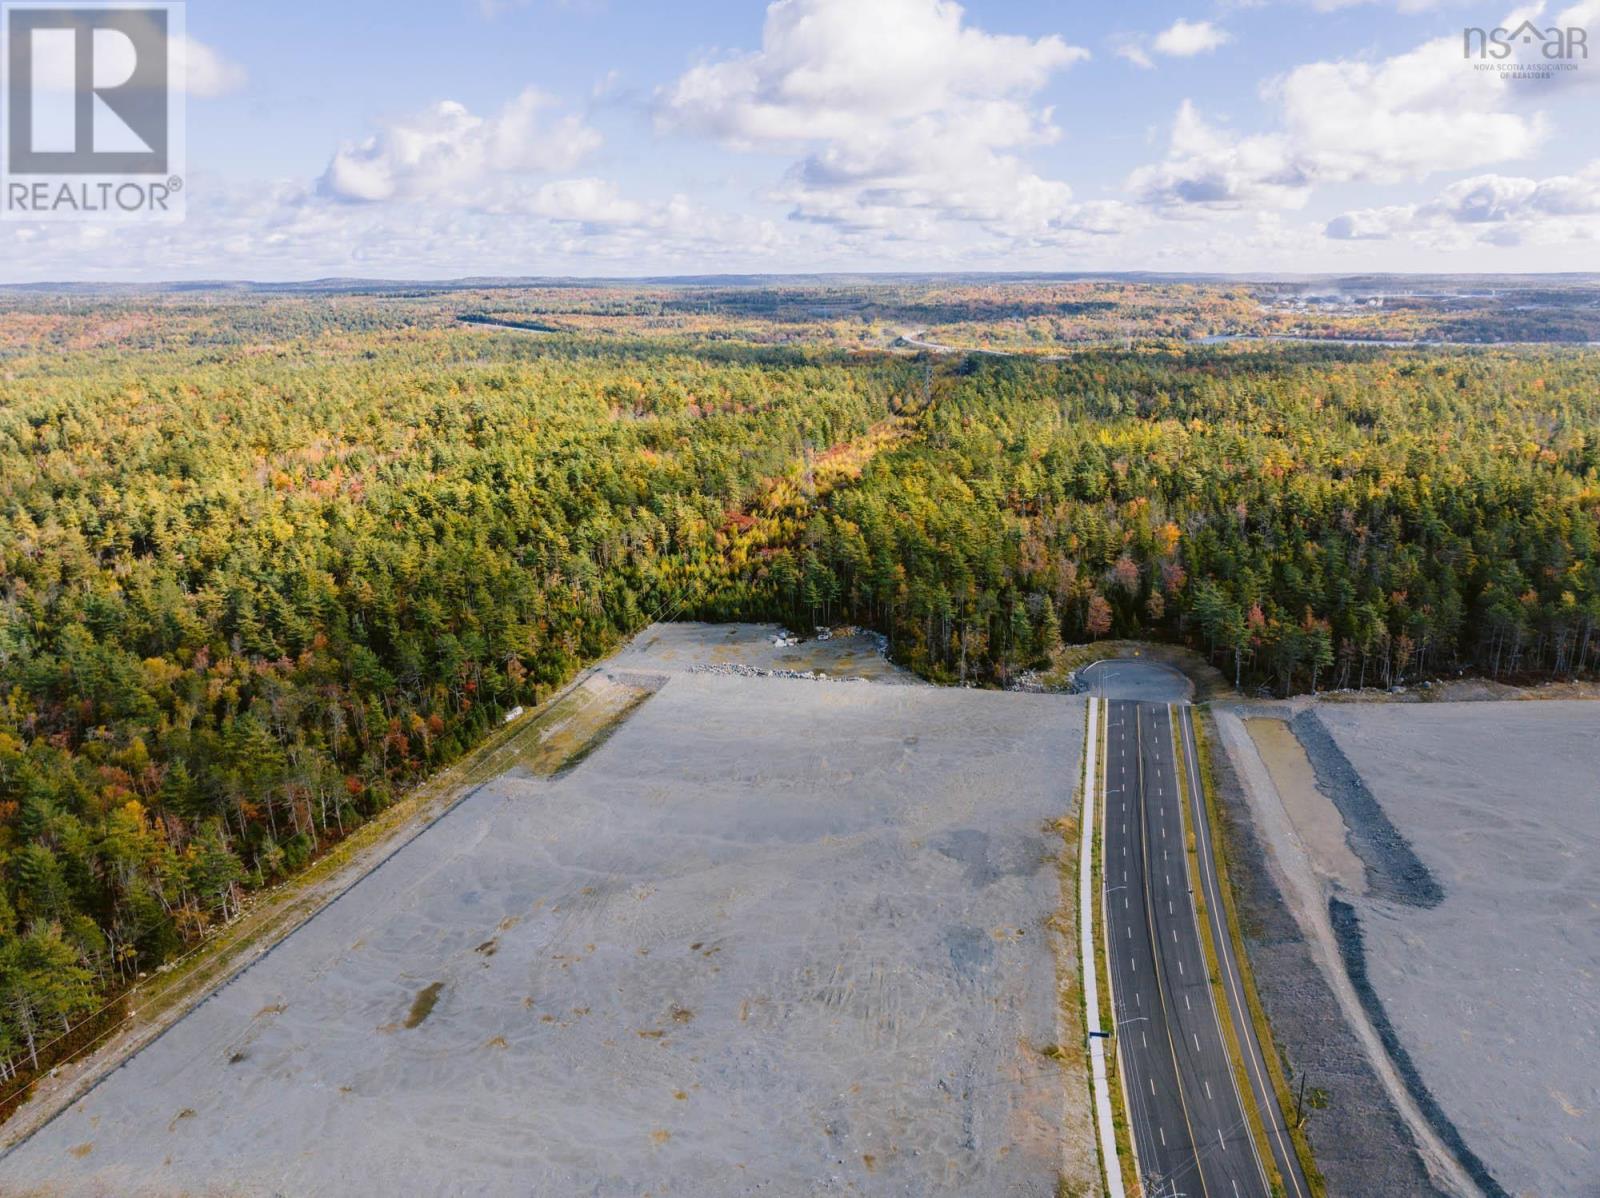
top-left (1205, 1079), bottom-right (1213, 1100)
top-left (1194, 1032), bottom-right (1202, 1052)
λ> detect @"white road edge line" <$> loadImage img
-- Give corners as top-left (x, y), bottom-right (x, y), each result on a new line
top-left (1175, 704), bottom-right (1280, 1198)
top-left (1081, 696), bottom-right (1129, 1198)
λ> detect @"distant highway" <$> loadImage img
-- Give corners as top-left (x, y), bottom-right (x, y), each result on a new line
top-left (1101, 698), bottom-right (1274, 1198)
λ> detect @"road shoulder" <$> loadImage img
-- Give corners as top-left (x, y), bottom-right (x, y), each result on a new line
top-left (1182, 707), bottom-right (1322, 1197)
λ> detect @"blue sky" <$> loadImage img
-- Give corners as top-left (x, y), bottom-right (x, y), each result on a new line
top-left (7, 0), bottom-right (1600, 279)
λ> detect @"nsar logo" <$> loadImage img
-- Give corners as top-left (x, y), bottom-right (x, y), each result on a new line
top-left (1463, 20), bottom-right (1588, 81)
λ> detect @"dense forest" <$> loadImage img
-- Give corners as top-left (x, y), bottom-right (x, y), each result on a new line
top-left (735, 349), bottom-right (1600, 692)
top-left (0, 290), bottom-right (1596, 1104)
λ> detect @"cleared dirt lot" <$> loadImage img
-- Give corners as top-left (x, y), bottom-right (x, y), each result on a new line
top-left (608, 622), bottom-right (923, 685)
top-left (1315, 702), bottom-right (1600, 1198)
top-left (1, 671), bottom-right (1089, 1197)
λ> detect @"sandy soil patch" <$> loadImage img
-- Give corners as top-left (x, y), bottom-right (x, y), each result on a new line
top-left (0, 675), bottom-right (1089, 1197)
top-left (462, 671), bottom-right (663, 785)
top-left (1244, 718), bottom-right (1365, 893)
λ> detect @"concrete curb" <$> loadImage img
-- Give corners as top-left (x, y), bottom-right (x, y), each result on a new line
top-left (1080, 696), bottom-right (1127, 1198)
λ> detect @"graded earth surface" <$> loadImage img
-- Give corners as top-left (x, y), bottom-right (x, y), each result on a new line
top-left (1, 669), bottom-right (1088, 1197)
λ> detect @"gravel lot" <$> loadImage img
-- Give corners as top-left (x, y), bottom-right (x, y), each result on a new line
top-left (1315, 702), bottom-right (1600, 1198)
top-left (1, 671), bottom-right (1089, 1197)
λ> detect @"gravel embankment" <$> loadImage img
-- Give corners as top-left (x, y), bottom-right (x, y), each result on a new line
top-left (1287, 711), bottom-right (1443, 908)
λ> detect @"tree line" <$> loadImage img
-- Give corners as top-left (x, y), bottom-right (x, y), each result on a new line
top-left (0, 327), bottom-right (910, 1095)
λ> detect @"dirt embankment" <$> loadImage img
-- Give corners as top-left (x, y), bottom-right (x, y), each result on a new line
top-left (1243, 717), bottom-right (1364, 893)
top-left (1209, 711), bottom-right (1450, 1197)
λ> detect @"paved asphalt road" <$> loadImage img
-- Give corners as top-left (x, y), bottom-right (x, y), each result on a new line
top-left (1103, 700), bottom-right (1270, 1198)
top-left (1178, 705), bottom-right (1313, 1198)
top-left (1079, 659), bottom-right (1193, 705)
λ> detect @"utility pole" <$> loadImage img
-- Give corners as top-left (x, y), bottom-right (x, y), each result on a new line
top-left (1295, 1073), bottom-right (1308, 1128)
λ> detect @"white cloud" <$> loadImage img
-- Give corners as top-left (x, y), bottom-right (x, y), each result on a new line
top-left (0, 170), bottom-right (807, 282)
top-left (1327, 162), bottom-right (1600, 244)
top-left (1132, 26), bottom-right (1547, 211)
top-left (525, 177), bottom-right (646, 224)
top-left (1323, 205), bottom-right (1417, 240)
top-left (1272, 37), bottom-right (1542, 179)
top-left (657, 0), bottom-right (1105, 244)
top-left (321, 89), bottom-right (601, 202)
top-left (1151, 20), bottom-right (1231, 58)
top-left (1115, 20), bottom-right (1230, 70)
top-left (1127, 102), bottom-right (1309, 210)
top-left (175, 35), bottom-right (248, 97)
top-left (660, 0), bottom-right (1085, 146)
top-left (1114, 40), bottom-right (1154, 70)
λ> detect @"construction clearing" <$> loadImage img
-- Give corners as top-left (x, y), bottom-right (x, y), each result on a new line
top-left (0, 630), bottom-right (1094, 1197)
